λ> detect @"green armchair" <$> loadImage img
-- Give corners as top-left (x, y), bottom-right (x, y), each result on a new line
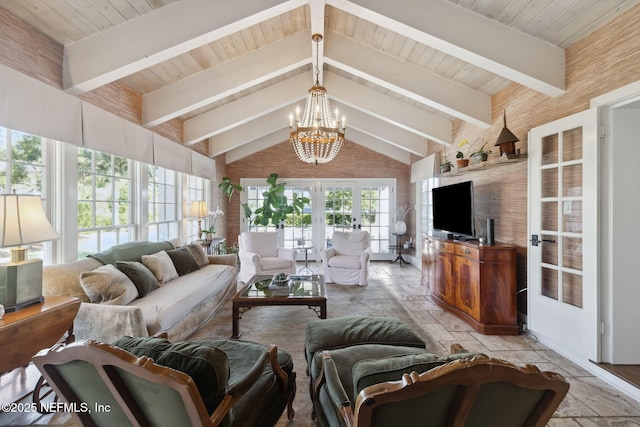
top-left (33, 337), bottom-right (296, 426)
top-left (317, 350), bottom-right (569, 427)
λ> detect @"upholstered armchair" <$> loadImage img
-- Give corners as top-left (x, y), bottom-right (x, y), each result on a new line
top-left (33, 337), bottom-right (296, 427)
top-left (321, 231), bottom-right (371, 286)
top-left (238, 231), bottom-right (297, 283)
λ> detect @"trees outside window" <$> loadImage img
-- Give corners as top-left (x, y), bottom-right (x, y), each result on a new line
top-left (77, 148), bottom-right (133, 257)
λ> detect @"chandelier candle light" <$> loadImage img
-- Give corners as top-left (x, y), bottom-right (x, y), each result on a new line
top-left (289, 34), bottom-right (346, 165)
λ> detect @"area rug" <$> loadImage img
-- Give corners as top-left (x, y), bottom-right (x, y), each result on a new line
top-left (189, 279), bottom-right (438, 426)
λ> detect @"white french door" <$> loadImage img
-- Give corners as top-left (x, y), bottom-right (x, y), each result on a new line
top-left (241, 179), bottom-right (395, 261)
top-left (528, 108), bottom-right (600, 363)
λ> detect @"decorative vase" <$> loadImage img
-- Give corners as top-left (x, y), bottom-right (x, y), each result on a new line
top-left (394, 220), bottom-right (407, 235)
top-left (440, 163), bottom-right (452, 173)
top-left (471, 152), bottom-right (488, 163)
top-left (456, 159), bottom-right (469, 168)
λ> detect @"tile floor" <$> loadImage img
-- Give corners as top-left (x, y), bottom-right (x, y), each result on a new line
top-left (364, 260), bottom-right (640, 426)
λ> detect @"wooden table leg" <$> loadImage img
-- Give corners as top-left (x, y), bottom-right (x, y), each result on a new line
top-left (231, 302), bottom-right (241, 339)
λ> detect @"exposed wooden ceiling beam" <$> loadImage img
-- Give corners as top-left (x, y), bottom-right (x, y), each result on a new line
top-left (324, 71), bottom-right (451, 145)
top-left (142, 31), bottom-right (311, 127)
top-left (224, 127), bottom-right (411, 164)
top-left (209, 98), bottom-right (431, 158)
top-left (329, 0), bottom-right (565, 96)
top-left (63, 0), bottom-right (307, 95)
top-left (325, 32), bottom-right (491, 127)
top-left (184, 71), bottom-right (312, 145)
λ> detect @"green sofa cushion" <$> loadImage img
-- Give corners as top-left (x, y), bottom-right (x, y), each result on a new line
top-left (304, 316), bottom-right (425, 365)
top-left (166, 247), bottom-right (201, 276)
top-left (112, 336), bottom-right (230, 416)
top-left (89, 240), bottom-right (174, 265)
top-left (115, 261), bottom-right (160, 297)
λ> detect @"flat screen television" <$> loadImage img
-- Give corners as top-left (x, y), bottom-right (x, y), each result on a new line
top-left (432, 181), bottom-right (475, 238)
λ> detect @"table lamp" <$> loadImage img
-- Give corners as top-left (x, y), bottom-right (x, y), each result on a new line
top-left (0, 194), bottom-right (60, 311)
top-left (188, 200), bottom-right (208, 240)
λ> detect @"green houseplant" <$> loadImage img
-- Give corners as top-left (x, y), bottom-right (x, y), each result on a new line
top-left (440, 151), bottom-right (453, 173)
top-left (219, 174), bottom-right (310, 228)
top-left (471, 140), bottom-right (489, 163)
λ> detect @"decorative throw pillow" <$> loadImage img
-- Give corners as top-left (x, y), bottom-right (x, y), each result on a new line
top-left (116, 261), bottom-right (160, 297)
top-left (166, 247), bottom-right (201, 276)
top-left (113, 336), bottom-right (231, 416)
top-left (186, 243), bottom-right (209, 267)
top-left (79, 264), bottom-right (139, 305)
top-left (141, 250), bottom-right (179, 284)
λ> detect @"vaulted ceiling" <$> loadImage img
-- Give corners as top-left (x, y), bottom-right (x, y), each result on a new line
top-left (2, 0), bottom-right (638, 164)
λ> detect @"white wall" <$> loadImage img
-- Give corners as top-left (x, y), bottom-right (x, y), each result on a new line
top-left (607, 102), bottom-right (640, 363)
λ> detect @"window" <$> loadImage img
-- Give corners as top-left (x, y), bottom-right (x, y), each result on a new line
top-left (148, 165), bottom-right (178, 241)
top-left (77, 148), bottom-right (133, 257)
top-left (185, 174), bottom-right (208, 241)
top-left (0, 127), bottom-right (49, 262)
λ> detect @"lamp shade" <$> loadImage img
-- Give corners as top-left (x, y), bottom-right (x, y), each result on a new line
top-left (187, 201), bottom-right (208, 218)
top-left (0, 194), bottom-right (59, 247)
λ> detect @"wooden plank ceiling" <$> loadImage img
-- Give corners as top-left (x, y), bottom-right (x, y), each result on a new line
top-left (1, 0), bottom-right (638, 164)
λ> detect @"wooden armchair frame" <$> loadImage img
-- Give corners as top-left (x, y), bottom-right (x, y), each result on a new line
top-left (33, 340), bottom-right (290, 427)
top-left (318, 346), bottom-right (569, 427)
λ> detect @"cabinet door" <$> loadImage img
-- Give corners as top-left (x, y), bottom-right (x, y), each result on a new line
top-left (433, 252), bottom-right (455, 304)
top-left (454, 255), bottom-right (480, 320)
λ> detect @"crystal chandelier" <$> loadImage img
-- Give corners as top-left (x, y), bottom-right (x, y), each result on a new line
top-left (289, 34), bottom-right (346, 165)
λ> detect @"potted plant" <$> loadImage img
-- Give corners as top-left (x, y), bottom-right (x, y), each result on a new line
top-left (218, 174), bottom-right (310, 228)
top-left (471, 140), bottom-right (490, 163)
top-left (440, 151), bottom-right (453, 173)
top-left (455, 139), bottom-right (471, 168)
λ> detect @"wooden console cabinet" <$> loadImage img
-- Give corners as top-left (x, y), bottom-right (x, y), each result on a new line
top-left (422, 235), bottom-right (517, 335)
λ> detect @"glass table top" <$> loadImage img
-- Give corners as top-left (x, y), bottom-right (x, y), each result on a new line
top-left (241, 274), bottom-right (325, 299)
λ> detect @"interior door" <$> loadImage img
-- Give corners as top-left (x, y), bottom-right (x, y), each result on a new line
top-left (528, 108), bottom-right (600, 363)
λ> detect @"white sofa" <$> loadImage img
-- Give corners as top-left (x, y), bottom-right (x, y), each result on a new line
top-left (238, 231), bottom-right (297, 283)
top-left (43, 240), bottom-right (237, 343)
top-left (321, 231), bottom-right (372, 286)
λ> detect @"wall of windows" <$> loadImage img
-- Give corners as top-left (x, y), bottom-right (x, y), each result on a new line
top-left (0, 125), bottom-right (214, 263)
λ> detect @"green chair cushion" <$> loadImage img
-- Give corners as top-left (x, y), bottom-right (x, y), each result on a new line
top-left (352, 351), bottom-right (484, 396)
top-left (312, 344), bottom-right (428, 403)
top-left (189, 339), bottom-right (295, 427)
top-left (304, 316), bottom-right (425, 366)
top-left (112, 336), bottom-right (230, 416)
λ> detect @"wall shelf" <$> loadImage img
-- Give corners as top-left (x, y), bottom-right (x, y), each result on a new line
top-left (442, 154), bottom-right (527, 176)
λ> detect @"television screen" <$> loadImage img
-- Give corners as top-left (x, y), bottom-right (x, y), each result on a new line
top-left (432, 181), bottom-right (475, 237)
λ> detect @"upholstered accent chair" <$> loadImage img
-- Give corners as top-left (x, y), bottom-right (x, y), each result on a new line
top-left (304, 316), bottom-right (569, 427)
top-left (321, 231), bottom-right (372, 286)
top-left (317, 352), bottom-right (569, 427)
top-left (33, 337), bottom-right (296, 427)
top-left (238, 231), bottom-right (297, 283)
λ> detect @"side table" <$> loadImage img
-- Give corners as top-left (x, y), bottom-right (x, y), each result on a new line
top-left (296, 245), bottom-right (314, 274)
top-left (0, 296), bottom-right (80, 409)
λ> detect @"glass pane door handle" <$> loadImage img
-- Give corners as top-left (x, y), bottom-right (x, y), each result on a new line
top-left (530, 235), bottom-right (557, 246)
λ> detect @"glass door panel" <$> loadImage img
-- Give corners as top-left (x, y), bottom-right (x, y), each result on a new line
top-left (324, 184), bottom-right (355, 249)
top-left (360, 185), bottom-right (391, 256)
top-left (282, 184), bottom-right (313, 249)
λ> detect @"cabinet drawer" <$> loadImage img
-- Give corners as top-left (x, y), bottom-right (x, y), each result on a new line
top-left (456, 245), bottom-right (478, 259)
top-left (431, 240), bottom-right (455, 253)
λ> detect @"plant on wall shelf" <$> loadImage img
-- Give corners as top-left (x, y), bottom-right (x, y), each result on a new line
top-left (440, 151), bottom-right (453, 173)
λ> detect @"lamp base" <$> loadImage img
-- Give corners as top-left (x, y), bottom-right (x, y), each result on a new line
top-left (0, 259), bottom-right (44, 312)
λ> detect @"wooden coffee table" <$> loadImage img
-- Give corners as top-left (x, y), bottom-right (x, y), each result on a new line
top-left (232, 274), bottom-right (326, 339)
